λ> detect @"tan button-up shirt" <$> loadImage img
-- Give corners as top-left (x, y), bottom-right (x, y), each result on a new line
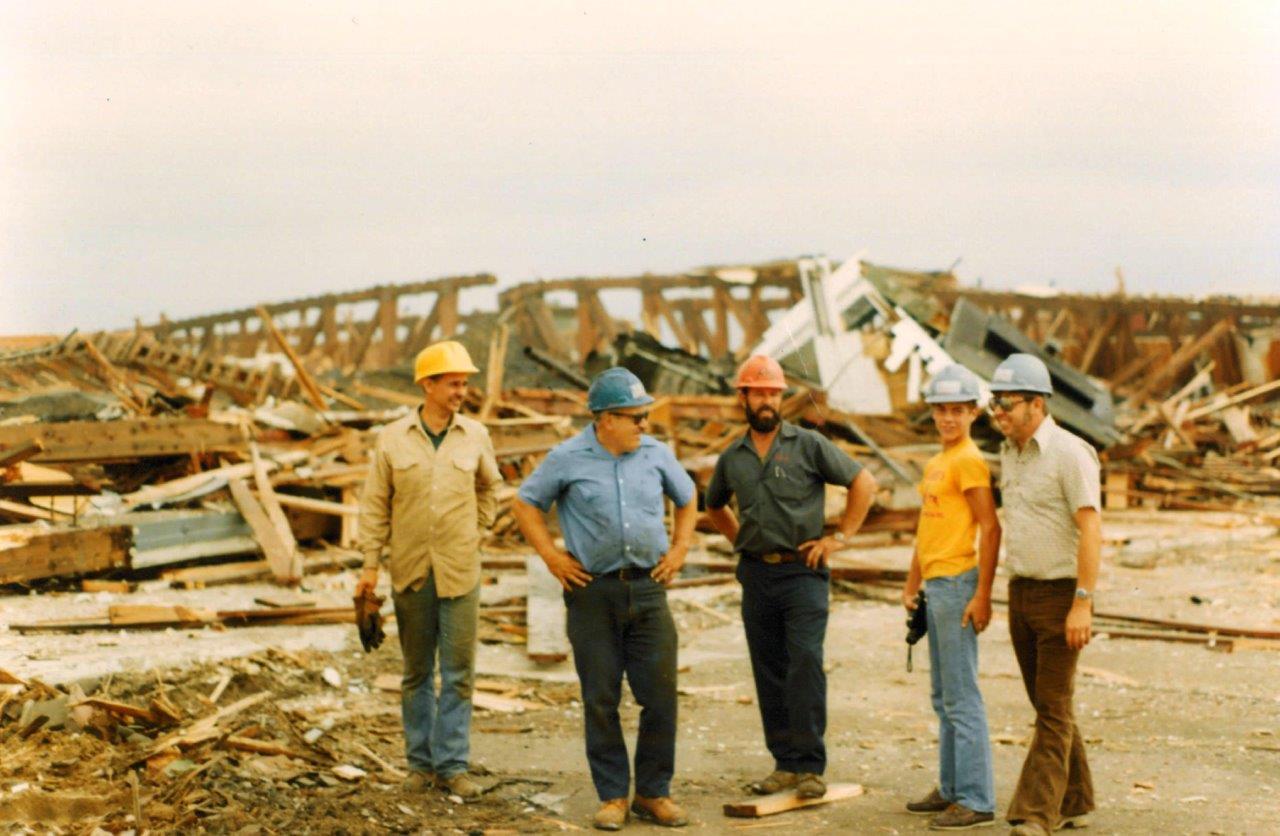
top-left (357, 410), bottom-right (501, 596)
top-left (999, 415), bottom-right (1101, 580)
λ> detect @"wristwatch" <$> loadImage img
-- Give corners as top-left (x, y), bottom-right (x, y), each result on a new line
top-left (831, 531), bottom-right (850, 544)
top-left (1074, 588), bottom-right (1093, 601)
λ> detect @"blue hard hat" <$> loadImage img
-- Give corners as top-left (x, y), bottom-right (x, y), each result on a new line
top-left (989, 353), bottom-right (1053, 395)
top-left (924, 364), bottom-right (982, 404)
top-left (587, 367), bottom-right (655, 413)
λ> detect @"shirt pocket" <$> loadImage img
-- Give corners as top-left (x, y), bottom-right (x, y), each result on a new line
top-left (443, 449), bottom-right (479, 493)
top-left (767, 464), bottom-right (812, 502)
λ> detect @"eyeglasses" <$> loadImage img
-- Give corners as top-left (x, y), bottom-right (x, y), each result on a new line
top-left (989, 394), bottom-right (1029, 413)
top-left (611, 411), bottom-right (650, 426)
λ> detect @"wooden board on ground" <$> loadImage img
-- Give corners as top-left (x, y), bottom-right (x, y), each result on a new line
top-left (162, 559), bottom-right (272, 588)
top-left (722, 783), bottom-right (864, 818)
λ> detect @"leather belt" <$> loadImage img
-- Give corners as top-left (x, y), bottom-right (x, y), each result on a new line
top-left (745, 551), bottom-right (801, 565)
top-left (595, 567), bottom-right (651, 581)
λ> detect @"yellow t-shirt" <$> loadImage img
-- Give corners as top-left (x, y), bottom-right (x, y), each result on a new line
top-left (915, 437), bottom-right (991, 579)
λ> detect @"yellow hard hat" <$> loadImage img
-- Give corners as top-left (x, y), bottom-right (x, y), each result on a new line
top-left (413, 341), bottom-right (479, 382)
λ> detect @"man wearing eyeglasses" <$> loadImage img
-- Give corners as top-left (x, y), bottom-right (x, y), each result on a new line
top-left (988, 354), bottom-right (1100, 836)
top-left (704, 354), bottom-right (877, 802)
top-left (513, 367), bottom-right (697, 831)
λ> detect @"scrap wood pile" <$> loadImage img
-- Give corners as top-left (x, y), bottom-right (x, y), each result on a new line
top-left (0, 652), bottom-right (570, 831)
top-left (1104, 365), bottom-right (1280, 517)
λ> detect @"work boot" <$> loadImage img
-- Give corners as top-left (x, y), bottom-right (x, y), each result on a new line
top-left (402, 770), bottom-right (434, 792)
top-left (1055, 813), bottom-right (1092, 830)
top-left (749, 770), bottom-right (797, 795)
top-left (795, 773), bottom-right (826, 799)
top-left (1010, 823), bottom-right (1050, 836)
top-left (440, 771), bottom-right (484, 801)
top-left (631, 796), bottom-right (689, 828)
top-left (928, 803), bottom-right (995, 830)
top-left (906, 787), bottom-right (951, 815)
top-left (592, 798), bottom-right (629, 831)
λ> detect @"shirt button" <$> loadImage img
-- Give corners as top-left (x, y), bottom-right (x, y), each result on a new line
top-left (624, 523), bottom-right (630, 528)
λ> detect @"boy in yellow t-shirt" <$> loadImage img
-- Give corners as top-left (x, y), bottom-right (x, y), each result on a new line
top-left (902, 364), bottom-right (1002, 831)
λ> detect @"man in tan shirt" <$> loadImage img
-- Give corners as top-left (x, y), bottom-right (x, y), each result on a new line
top-left (355, 340), bottom-right (501, 800)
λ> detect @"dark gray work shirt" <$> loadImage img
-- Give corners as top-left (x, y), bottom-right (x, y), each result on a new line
top-left (705, 422), bottom-right (862, 568)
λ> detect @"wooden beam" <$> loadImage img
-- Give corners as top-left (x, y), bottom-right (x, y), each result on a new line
top-left (1126, 318), bottom-right (1234, 407)
top-left (256, 305), bottom-right (329, 412)
top-left (0, 418), bottom-right (247, 463)
top-left (0, 525), bottom-right (131, 584)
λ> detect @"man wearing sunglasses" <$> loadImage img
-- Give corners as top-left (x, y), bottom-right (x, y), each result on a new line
top-left (513, 366), bottom-right (697, 831)
top-left (704, 354), bottom-right (877, 802)
top-left (988, 354), bottom-right (1100, 836)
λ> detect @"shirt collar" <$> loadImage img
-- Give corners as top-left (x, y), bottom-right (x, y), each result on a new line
top-left (1002, 413), bottom-right (1056, 456)
top-left (405, 409), bottom-right (461, 438)
top-left (732, 420), bottom-right (797, 451)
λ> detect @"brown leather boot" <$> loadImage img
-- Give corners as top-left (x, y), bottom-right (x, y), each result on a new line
top-left (592, 798), bottom-right (629, 831)
top-left (749, 770), bottom-right (798, 795)
top-left (631, 796), bottom-right (689, 828)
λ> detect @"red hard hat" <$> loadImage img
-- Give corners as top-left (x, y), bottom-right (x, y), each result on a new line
top-left (735, 354), bottom-right (786, 390)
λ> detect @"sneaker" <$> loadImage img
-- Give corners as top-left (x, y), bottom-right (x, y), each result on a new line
top-left (593, 798), bottom-right (629, 831)
top-left (749, 770), bottom-right (798, 795)
top-left (440, 771), bottom-right (484, 801)
top-left (1056, 813), bottom-right (1092, 830)
top-left (795, 773), bottom-right (827, 799)
top-left (402, 770), bottom-right (434, 792)
top-left (631, 796), bottom-right (689, 828)
top-left (928, 803), bottom-right (995, 830)
top-left (906, 787), bottom-right (951, 815)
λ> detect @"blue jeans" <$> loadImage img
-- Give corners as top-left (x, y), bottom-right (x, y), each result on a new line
top-left (738, 558), bottom-right (829, 775)
top-left (393, 571), bottom-right (479, 778)
top-left (564, 574), bottom-right (678, 801)
top-left (925, 567), bottom-right (995, 813)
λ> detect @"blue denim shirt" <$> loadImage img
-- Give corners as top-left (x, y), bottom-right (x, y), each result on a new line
top-left (517, 425), bottom-right (695, 574)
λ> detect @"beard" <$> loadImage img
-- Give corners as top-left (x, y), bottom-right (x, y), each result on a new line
top-left (745, 403), bottom-right (781, 433)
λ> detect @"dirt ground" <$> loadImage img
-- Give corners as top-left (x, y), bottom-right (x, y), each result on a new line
top-left (2, 509), bottom-right (1278, 834)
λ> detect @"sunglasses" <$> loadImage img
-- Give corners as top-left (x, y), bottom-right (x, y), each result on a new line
top-left (611, 411), bottom-right (650, 426)
top-left (989, 394), bottom-right (1030, 413)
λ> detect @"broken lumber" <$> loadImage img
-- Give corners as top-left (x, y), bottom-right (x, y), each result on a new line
top-left (228, 478), bottom-right (300, 583)
top-left (0, 418), bottom-right (248, 463)
top-left (0, 524), bottom-right (131, 584)
top-left (723, 783), bottom-right (864, 818)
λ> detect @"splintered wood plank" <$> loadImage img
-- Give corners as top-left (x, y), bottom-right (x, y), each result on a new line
top-left (161, 559), bottom-right (272, 588)
top-left (107, 605), bottom-right (217, 626)
top-left (228, 478), bottom-right (298, 583)
top-left (251, 443), bottom-right (303, 581)
top-left (722, 783), bottom-right (864, 818)
top-left (0, 418), bottom-right (248, 463)
top-left (0, 525), bottom-right (131, 584)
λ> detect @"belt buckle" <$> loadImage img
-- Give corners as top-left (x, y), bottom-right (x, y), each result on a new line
top-left (762, 553), bottom-right (782, 564)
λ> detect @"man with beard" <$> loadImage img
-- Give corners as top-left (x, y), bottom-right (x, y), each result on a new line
top-left (705, 354), bottom-right (878, 800)
top-left (988, 353), bottom-right (1099, 836)
top-left (356, 340), bottom-right (502, 800)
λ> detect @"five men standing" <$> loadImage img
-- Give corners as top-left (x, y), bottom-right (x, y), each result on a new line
top-left (704, 354), bottom-right (877, 801)
top-left (513, 367), bottom-right (697, 831)
top-left (355, 340), bottom-right (502, 799)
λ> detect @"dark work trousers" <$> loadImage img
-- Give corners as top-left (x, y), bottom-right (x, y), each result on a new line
top-left (564, 574), bottom-right (679, 801)
top-left (1006, 577), bottom-right (1096, 830)
top-left (737, 558), bottom-right (830, 775)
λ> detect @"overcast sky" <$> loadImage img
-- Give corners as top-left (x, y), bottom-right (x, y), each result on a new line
top-left (2, 2), bottom-right (1277, 335)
